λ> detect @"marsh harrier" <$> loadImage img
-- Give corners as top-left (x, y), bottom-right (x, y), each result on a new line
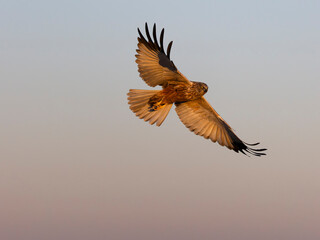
top-left (127, 23), bottom-right (266, 156)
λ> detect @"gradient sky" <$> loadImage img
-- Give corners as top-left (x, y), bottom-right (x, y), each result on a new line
top-left (1, 1), bottom-right (320, 240)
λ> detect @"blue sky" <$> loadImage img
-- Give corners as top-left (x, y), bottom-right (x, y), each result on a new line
top-left (1, 1), bottom-right (320, 240)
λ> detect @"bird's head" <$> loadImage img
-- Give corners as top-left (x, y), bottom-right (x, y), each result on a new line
top-left (192, 81), bottom-right (209, 96)
top-left (201, 83), bottom-right (208, 94)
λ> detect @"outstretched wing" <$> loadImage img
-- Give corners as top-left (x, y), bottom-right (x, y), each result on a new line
top-left (175, 97), bottom-right (267, 156)
top-left (136, 23), bottom-right (191, 87)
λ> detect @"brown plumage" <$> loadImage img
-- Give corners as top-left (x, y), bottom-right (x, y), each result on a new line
top-left (127, 23), bottom-right (267, 156)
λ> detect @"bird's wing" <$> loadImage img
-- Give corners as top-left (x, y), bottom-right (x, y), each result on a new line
top-left (175, 97), bottom-right (266, 156)
top-left (136, 23), bottom-right (191, 87)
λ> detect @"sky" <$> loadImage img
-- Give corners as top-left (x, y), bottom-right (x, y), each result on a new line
top-left (1, 0), bottom-right (320, 239)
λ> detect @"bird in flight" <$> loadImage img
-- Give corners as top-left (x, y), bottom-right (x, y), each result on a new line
top-left (127, 23), bottom-right (266, 156)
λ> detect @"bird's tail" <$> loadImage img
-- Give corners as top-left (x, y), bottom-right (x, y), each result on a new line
top-left (127, 89), bottom-right (172, 126)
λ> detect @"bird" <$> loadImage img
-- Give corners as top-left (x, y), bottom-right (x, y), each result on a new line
top-left (127, 23), bottom-right (267, 156)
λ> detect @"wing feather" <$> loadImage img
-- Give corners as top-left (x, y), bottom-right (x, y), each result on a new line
top-left (136, 23), bottom-right (190, 87)
top-left (175, 97), bottom-right (267, 156)
top-left (203, 123), bottom-right (213, 139)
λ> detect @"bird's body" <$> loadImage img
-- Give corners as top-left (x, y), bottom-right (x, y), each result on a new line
top-left (148, 81), bottom-right (208, 111)
top-left (127, 23), bottom-right (267, 156)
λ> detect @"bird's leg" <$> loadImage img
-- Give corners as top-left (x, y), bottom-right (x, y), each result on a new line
top-left (148, 93), bottom-right (166, 112)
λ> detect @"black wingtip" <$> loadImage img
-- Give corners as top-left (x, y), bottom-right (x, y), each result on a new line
top-left (233, 140), bottom-right (267, 157)
top-left (152, 23), bottom-right (160, 49)
top-left (167, 41), bottom-right (173, 59)
top-left (160, 28), bottom-right (165, 52)
top-left (145, 23), bottom-right (153, 43)
top-left (244, 145), bottom-right (267, 157)
top-left (137, 27), bottom-right (146, 43)
top-left (244, 142), bottom-right (260, 146)
top-left (238, 141), bottom-right (266, 156)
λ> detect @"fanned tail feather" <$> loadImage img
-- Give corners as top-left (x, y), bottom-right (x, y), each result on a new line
top-left (127, 89), bottom-right (172, 126)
